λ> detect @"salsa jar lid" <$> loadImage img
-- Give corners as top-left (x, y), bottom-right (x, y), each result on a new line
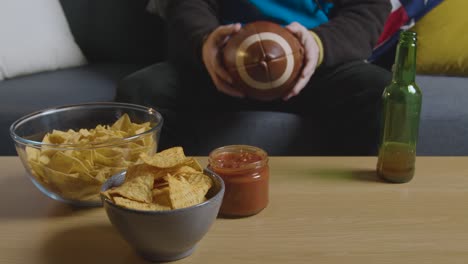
top-left (208, 145), bottom-right (268, 171)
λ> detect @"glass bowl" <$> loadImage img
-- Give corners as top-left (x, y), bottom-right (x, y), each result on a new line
top-left (10, 102), bottom-right (163, 207)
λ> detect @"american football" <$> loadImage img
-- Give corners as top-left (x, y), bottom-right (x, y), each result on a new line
top-left (222, 21), bottom-right (304, 100)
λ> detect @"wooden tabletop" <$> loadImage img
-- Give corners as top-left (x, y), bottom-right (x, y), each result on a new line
top-left (0, 156), bottom-right (467, 264)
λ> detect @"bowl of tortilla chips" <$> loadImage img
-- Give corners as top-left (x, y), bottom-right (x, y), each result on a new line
top-left (10, 102), bottom-right (163, 206)
top-left (100, 147), bottom-right (225, 262)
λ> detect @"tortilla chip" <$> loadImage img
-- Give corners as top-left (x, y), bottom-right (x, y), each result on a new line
top-left (28, 160), bottom-right (47, 183)
top-left (167, 175), bottom-right (206, 209)
top-left (126, 163), bottom-right (166, 181)
top-left (152, 186), bottom-right (172, 208)
top-left (140, 147), bottom-right (188, 168)
top-left (183, 158), bottom-right (203, 172)
top-left (26, 147), bottom-right (41, 161)
top-left (48, 151), bottom-right (90, 174)
top-left (43, 166), bottom-right (101, 200)
top-left (94, 151), bottom-right (129, 168)
top-left (113, 196), bottom-right (170, 211)
top-left (108, 175), bottom-right (154, 203)
top-left (111, 114), bottom-right (132, 132)
top-left (180, 172), bottom-right (213, 192)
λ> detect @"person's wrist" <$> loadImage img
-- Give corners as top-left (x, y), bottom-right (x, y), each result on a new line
top-left (200, 28), bottom-right (217, 61)
top-left (309, 30), bottom-right (324, 66)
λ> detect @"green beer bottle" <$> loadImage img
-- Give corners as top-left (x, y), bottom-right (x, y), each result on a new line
top-left (377, 31), bottom-right (422, 183)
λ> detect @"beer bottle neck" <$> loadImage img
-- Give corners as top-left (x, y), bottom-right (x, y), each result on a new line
top-left (393, 31), bottom-right (417, 85)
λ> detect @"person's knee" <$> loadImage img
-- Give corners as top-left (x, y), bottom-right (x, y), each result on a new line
top-left (358, 63), bottom-right (392, 98)
top-left (116, 62), bottom-right (180, 109)
top-left (116, 75), bottom-right (144, 105)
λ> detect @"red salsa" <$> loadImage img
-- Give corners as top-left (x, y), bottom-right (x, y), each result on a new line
top-left (211, 152), bottom-right (263, 169)
top-left (208, 145), bottom-right (269, 217)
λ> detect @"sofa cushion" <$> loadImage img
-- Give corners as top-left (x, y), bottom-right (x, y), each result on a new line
top-left (0, 63), bottom-right (144, 155)
top-left (413, 0), bottom-right (468, 76)
top-left (59, 0), bottom-right (166, 64)
top-left (0, 0), bottom-right (86, 80)
top-left (417, 75), bottom-right (468, 155)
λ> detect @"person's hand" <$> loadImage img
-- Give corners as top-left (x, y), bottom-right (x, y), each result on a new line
top-left (284, 22), bottom-right (321, 101)
top-left (202, 23), bottom-right (244, 98)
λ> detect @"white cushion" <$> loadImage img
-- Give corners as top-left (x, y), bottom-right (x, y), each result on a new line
top-left (0, 0), bottom-right (86, 80)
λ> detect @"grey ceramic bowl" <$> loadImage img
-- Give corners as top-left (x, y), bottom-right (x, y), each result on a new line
top-left (100, 169), bottom-right (225, 262)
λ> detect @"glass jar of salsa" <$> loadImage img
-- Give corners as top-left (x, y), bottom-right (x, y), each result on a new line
top-left (208, 145), bottom-right (269, 217)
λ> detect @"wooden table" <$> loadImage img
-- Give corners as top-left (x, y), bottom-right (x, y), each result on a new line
top-left (0, 156), bottom-right (467, 263)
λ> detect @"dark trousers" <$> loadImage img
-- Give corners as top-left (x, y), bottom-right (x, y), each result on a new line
top-left (116, 60), bottom-right (391, 155)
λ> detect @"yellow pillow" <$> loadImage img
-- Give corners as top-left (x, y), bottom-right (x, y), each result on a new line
top-left (413, 0), bottom-right (468, 76)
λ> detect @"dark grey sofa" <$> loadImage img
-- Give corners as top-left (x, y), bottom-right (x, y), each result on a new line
top-left (0, 0), bottom-right (165, 155)
top-left (417, 75), bottom-right (468, 155)
top-left (1, 0), bottom-right (466, 156)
